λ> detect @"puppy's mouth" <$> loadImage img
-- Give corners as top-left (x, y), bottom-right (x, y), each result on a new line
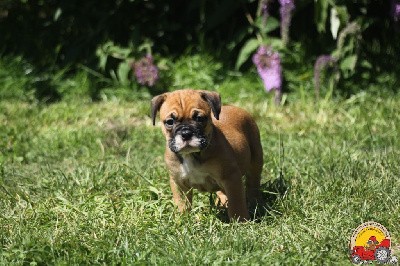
top-left (168, 127), bottom-right (208, 154)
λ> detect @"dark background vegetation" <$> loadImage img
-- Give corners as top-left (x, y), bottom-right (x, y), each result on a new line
top-left (0, 0), bottom-right (399, 100)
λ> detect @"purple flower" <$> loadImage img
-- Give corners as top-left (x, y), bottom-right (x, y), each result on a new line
top-left (253, 46), bottom-right (282, 95)
top-left (279, 0), bottom-right (295, 46)
top-left (314, 55), bottom-right (337, 98)
top-left (133, 55), bottom-right (159, 87)
top-left (391, 0), bottom-right (400, 21)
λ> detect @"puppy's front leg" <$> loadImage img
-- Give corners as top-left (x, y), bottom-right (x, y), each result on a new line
top-left (222, 174), bottom-right (250, 222)
top-left (169, 176), bottom-right (192, 213)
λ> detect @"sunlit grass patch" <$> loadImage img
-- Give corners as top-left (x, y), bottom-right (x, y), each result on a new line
top-left (1, 82), bottom-right (399, 264)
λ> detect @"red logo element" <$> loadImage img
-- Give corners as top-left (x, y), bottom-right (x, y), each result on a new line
top-left (349, 221), bottom-right (398, 264)
top-left (350, 237), bottom-right (391, 264)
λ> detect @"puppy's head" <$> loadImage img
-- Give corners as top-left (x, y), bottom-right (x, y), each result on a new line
top-left (151, 89), bottom-right (221, 154)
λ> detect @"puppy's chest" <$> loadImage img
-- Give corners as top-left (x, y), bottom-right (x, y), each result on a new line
top-left (177, 157), bottom-right (219, 192)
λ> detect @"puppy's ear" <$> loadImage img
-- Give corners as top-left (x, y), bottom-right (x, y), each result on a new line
top-left (201, 91), bottom-right (221, 120)
top-left (151, 94), bottom-right (166, 126)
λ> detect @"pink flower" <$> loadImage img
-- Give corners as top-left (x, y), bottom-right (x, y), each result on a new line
top-left (252, 46), bottom-right (282, 92)
top-left (392, 0), bottom-right (400, 21)
top-left (133, 55), bottom-right (159, 87)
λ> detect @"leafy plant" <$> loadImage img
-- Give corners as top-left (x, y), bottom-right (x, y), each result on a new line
top-left (96, 41), bottom-right (135, 86)
top-left (0, 56), bottom-right (35, 101)
top-left (95, 40), bottom-right (170, 95)
top-left (313, 2), bottom-right (365, 99)
top-left (235, 10), bottom-right (282, 70)
top-left (171, 54), bottom-right (222, 90)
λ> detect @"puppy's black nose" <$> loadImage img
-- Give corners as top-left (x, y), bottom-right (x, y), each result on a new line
top-left (181, 129), bottom-right (193, 140)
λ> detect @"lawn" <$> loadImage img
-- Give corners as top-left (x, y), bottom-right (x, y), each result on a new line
top-left (0, 77), bottom-right (399, 264)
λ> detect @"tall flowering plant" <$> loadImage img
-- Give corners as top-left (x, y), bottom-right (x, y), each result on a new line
top-left (279, 0), bottom-right (295, 46)
top-left (235, 0), bottom-right (296, 105)
top-left (313, 55), bottom-right (337, 99)
top-left (96, 41), bottom-right (161, 89)
top-left (313, 19), bottom-right (361, 99)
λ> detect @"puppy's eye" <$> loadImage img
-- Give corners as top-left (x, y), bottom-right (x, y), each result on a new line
top-left (165, 118), bottom-right (175, 127)
top-left (194, 115), bottom-right (207, 123)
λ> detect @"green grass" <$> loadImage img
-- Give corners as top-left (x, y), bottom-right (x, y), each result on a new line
top-left (1, 59), bottom-right (400, 264)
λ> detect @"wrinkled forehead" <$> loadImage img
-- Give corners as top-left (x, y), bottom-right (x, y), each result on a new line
top-left (160, 91), bottom-right (210, 119)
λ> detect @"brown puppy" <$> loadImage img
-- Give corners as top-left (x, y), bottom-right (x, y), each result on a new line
top-left (151, 89), bottom-right (263, 221)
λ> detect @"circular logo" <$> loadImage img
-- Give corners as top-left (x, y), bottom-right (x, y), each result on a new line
top-left (350, 221), bottom-right (391, 249)
top-left (349, 221), bottom-right (397, 264)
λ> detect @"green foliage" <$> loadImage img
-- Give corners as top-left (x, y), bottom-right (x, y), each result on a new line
top-left (235, 7), bottom-right (283, 71)
top-left (171, 54), bottom-right (222, 90)
top-left (0, 56), bottom-right (102, 102)
top-left (311, 0), bottom-right (399, 89)
top-left (236, 38), bottom-right (260, 70)
top-left (55, 70), bottom-right (94, 101)
top-left (95, 40), bottom-right (155, 86)
top-left (0, 56), bottom-right (35, 101)
top-left (95, 42), bottom-right (223, 92)
top-left (96, 42), bottom-right (133, 82)
top-left (329, 18), bottom-right (362, 80)
top-left (315, 0), bottom-right (330, 33)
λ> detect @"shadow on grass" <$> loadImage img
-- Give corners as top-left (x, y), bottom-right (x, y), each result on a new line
top-left (209, 174), bottom-right (289, 223)
top-left (255, 175), bottom-right (289, 220)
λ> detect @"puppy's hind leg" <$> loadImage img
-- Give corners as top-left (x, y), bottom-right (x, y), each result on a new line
top-left (221, 173), bottom-right (250, 222)
top-left (245, 120), bottom-right (264, 214)
top-left (245, 149), bottom-right (264, 216)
